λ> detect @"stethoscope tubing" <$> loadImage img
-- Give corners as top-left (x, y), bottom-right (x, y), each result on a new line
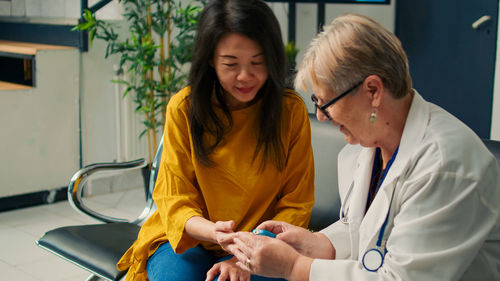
top-left (340, 181), bottom-right (354, 224)
top-left (340, 146), bottom-right (400, 272)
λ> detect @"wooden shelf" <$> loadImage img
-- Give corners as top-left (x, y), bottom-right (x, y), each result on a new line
top-left (0, 80), bottom-right (33, 90)
top-left (0, 40), bottom-right (75, 56)
top-left (0, 40), bottom-right (76, 89)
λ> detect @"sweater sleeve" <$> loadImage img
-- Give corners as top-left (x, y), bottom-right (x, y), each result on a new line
top-left (272, 95), bottom-right (315, 228)
top-left (153, 89), bottom-right (205, 254)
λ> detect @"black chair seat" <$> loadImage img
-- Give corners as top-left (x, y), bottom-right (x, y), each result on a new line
top-left (483, 139), bottom-right (500, 162)
top-left (36, 222), bottom-right (140, 281)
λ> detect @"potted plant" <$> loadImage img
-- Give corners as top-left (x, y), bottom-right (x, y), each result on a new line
top-left (74, 0), bottom-right (205, 167)
top-left (285, 41), bottom-right (299, 88)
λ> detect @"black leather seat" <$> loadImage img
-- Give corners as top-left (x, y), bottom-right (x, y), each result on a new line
top-left (483, 138), bottom-right (500, 163)
top-left (36, 138), bottom-right (163, 281)
top-left (37, 223), bottom-right (140, 280)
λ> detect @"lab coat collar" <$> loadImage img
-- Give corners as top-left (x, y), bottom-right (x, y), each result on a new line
top-left (350, 148), bottom-right (376, 224)
top-left (358, 90), bottom-right (430, 254)
top-left (381, 90), bottom-right (429, 186)
top-left (346, 147), bottom-right (375, 259)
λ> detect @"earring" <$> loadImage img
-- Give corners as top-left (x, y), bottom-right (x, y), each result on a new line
top-left (369, 111), bottom-right (377, 123)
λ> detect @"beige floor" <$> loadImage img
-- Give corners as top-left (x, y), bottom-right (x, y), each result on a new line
top-left (0, 187), bottom-right (146, 281)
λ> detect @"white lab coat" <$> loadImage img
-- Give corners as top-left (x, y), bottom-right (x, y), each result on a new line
top-left (310, 91), bottom-right (500, 281)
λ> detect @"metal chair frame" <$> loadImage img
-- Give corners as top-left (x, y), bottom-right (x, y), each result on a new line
top-left (36, 136), bottom-right (163, 281)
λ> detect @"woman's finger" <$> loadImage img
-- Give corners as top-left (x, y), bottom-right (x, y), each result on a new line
top-left (229, 268), bottom-right (238, 281)
top-left (219, 270), bottom-right (228, 281)
top-left (205, 263), bottom-right (220, 281)
top-left (218, 232), bottom-right (237, 243)
top-left (215, 220), bottom-right (235, 232)
top-left (239, 270), bottom-right (247, 281)
top-left (256, 221), bottom-right (285, 234)
top-left (236, 261), bottom-right (251, 273)
top-left (240, 270), bottom-right (250, 281)
top-left (225, 242), bottom-right (239, 254)
top-left (233, 237), bottom-right (253, 258)
top-left (236, 231), bottom-right (255, 244)
top-left (231, 248), bottom-right (247, 263)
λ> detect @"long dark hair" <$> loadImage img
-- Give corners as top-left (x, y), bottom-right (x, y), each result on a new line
top-left (189, 0), bottom-right (287, 170)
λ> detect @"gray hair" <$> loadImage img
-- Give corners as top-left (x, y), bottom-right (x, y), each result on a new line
top-left (295, 13), bottom-right (412, 99)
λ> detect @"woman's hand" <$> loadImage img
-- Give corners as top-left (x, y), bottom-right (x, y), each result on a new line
top-left (256, 221), bottom-right (335, 259)
top-left (231, 232), bottom-right (313, 281)
top-left (205, 256), bottom-right (251, 281)
top-left (184, 217), bottom-right (239, 254)
top-left (215, 220), bottom-right (238, 253)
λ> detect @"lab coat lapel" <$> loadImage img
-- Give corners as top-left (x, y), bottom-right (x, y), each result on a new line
top-left (347, 147), bottom-right (375, 258)
top-left (349, 148), bottom-right (375, 224)
top-left (358, 90), bottom-right (430, 255)
top-left (377, 91), bottom-right (429, 188)
top-left (358, 177), bottom-right (397, 254)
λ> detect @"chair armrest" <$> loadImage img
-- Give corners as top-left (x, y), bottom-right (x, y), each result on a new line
top-left (68, 159), bottom-right (148, 223)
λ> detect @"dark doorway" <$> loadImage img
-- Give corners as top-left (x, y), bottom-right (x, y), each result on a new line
top-left (396, 0), bottom-right (498, 138)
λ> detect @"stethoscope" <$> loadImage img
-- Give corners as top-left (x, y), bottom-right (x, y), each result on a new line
top-left (339, 146), bottom-right (399, 272)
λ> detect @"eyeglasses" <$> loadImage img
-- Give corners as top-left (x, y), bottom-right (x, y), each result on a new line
top-left (311, 80), bottom-right (364, 120)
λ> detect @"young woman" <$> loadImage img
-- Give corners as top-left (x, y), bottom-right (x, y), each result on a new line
top-left (116, 0), bottom-right (315, 280)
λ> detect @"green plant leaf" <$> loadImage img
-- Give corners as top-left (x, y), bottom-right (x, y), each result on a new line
top-left (80, 0), bottom-right (205, 156)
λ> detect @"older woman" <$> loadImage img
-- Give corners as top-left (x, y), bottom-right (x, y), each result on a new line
top-left (228, 13), bottom-right (500, 280)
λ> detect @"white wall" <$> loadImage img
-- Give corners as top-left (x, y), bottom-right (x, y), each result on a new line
top-left (0, 47), bottom-right (80, 197)
top-left (79, 22), bottom-right (151, 165)
top-left (0, 0), bottom-right (147, 197)
top-left (79, 33), bottom-right (122, 165)
top-left (0, 0), bottom-right (150, 166)
top-left (490, 3), bottom-right (500, 140)
top-left (0, 0), bottom-right (122, 19)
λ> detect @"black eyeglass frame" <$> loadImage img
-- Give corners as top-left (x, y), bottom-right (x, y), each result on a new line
top-left (311, 80), bottom-right (364, 120)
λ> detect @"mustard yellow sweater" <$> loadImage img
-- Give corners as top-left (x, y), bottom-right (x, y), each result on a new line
top-left (117, 87), bottom-right (315, 280)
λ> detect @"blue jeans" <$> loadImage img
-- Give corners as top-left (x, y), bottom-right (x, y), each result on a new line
top-left (146, 242), bottom-right (286, 281)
